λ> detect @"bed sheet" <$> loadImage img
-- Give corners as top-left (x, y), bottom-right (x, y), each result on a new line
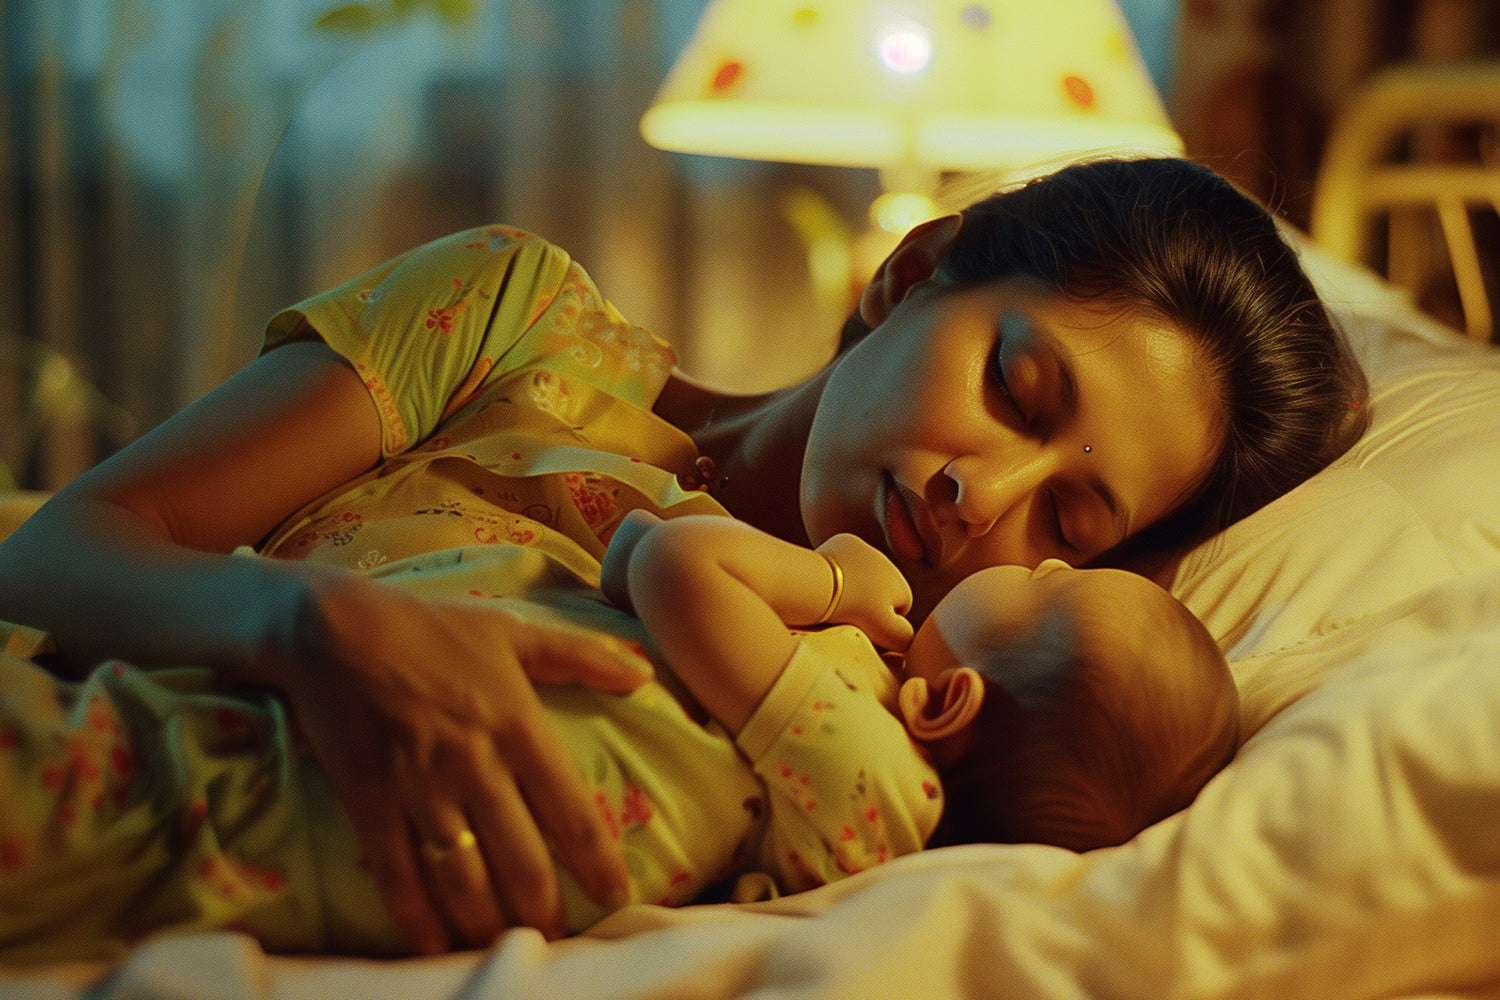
top-left (4, 236), bottom-right (1500, 999)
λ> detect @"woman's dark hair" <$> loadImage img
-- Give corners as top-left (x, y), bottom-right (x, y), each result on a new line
top-left (851, 157), bottom-right (1370, 565)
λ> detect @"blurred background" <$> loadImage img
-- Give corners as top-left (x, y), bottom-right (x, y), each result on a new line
top-left (2, 0), bottom-right (1497, 491)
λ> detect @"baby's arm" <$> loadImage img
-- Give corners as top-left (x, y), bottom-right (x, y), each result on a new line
top-left (605, 511), bottom-right (912, 735)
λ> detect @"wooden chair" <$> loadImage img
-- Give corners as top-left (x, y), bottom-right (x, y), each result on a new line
top-left (1310, 59), bottom-right (1500, 342)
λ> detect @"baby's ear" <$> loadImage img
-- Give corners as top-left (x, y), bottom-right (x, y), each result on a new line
top-left (899, 667), bottom-right (985, 743)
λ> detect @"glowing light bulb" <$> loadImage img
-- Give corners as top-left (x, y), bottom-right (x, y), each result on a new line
top-left (876, 21), bottom-right (932, 74)
top-left (871, 191), bottom-right (937, 233)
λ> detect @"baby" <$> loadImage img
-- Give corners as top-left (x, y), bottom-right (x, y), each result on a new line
top-left (604, 509), bottom-right (1239, 862)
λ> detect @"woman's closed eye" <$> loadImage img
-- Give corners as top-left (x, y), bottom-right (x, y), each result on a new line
top-left (987, 348), bottom-right (1025, 424)
top-left (989, 314), bottom-right (1033, 427)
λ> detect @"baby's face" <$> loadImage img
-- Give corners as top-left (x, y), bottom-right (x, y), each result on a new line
top-left (903, 559), bottom-right (1170, 686)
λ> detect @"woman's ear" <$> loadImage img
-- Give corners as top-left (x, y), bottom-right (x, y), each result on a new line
top-left (899, 666), bottom-right (985, 744)
top-left (858, 213), bottom-right (963, 327)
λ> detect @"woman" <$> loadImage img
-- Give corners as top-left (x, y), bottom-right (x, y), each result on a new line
top-left (0, 157), bottom-right (1367, 954)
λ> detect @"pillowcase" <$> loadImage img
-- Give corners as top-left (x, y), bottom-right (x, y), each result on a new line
top-left (1166, 235), bottom-right (1500, 730)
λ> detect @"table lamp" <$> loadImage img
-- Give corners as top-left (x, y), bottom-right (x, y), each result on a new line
top-left (641, 0), bottom-right (1183, 232)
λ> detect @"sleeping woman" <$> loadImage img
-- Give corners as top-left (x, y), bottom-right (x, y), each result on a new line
top-left (0, 156), bottom-right (1368, 954)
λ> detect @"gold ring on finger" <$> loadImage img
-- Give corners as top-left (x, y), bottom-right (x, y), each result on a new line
top-left (419, 827), bottom-right (479, 863)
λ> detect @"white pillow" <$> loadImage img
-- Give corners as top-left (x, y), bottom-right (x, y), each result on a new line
top-left (1166, 237), bottom-right (1500, 731)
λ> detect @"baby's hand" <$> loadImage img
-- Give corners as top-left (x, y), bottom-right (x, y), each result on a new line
top-left (602, 509), bottom-right (663, 612)
top-left (815, 533), bottom-right (914, 651)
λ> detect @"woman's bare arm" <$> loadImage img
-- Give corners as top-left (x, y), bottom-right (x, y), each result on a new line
top-left (0, 340), bottom-right (377, 674)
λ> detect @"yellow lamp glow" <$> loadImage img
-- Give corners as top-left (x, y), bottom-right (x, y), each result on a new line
top-left (641, 0), bottom-right (1183, 180)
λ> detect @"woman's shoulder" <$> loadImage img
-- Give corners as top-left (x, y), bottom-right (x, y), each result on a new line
top-left (266, 224), bottom-right (681, 451)
top-left (490, 239), bottom-right (679, 407)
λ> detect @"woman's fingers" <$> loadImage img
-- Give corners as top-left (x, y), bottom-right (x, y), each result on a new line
top-left (514, 725), bottom-right (633, 916)
top-left (338, 787), bottom-right (452, 954)
top-left (294, 585), bottom-right (640, 948)
top-left (504, 621), bottom-right (634, 911)
top-left (431, 721), bottom-right (568, 940)
top-left (407, 794), bottom-right (507, 949)
top-left (519, 621), bottom-right (653, 693)
top-left (400, 646), bottom-right (626, 943)
top-left (461, 756), bottom-right (569, 940)
top-left (407, 731), bottom-right (619, 945)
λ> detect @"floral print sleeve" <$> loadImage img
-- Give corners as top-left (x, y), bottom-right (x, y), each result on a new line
top-left (736, 627), bottom-right (944, 894)
top-left (262, 226), bottom-right (676, 458)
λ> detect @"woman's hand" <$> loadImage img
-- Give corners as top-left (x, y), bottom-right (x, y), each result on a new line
top-left (815, 533), bottom-right (914, 651)
top-left (286, 571), bottom-right (650, 953)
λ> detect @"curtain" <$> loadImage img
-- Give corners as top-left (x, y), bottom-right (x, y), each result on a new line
top-left (2, 0), bottom-right (858, 490)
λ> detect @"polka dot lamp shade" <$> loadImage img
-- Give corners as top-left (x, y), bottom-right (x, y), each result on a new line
top-left (641, 0), bottom-right (1182, 174)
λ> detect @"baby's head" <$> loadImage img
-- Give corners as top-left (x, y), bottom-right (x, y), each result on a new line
top-left (898, 559), bottom-right (1238, 852)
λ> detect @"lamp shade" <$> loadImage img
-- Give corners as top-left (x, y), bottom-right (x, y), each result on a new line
top-left (641, 0), bottom-right (1183, 175)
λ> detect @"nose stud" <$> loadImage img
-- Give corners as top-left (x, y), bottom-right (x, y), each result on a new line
top-left (1083, 445), bottom-right (1092, 453)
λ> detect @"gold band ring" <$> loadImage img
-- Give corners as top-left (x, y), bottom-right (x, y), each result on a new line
top-left (419, 827), bottom-right (478, 863)
top-left (814, 551), bottom-right (844, 625)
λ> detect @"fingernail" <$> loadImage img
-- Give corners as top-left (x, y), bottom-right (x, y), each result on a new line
top-left (610, 640), bottom-right (654, 678)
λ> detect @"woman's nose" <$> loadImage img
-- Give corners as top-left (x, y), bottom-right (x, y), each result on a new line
top-left (943, 451), bottom-right (1055, 538)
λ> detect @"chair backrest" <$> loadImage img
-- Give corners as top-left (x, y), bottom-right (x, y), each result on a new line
top-left (1309, 60), bottom-right (1500, 342)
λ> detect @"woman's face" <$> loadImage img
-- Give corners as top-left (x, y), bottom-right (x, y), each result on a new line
top-left (800, 275), bottom-right (1222, 620)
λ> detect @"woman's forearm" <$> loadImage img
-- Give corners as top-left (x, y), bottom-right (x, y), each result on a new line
top-left (0, 491), bottom-right (325, 681)
top-left (0, 339), bottom-right (383, 682)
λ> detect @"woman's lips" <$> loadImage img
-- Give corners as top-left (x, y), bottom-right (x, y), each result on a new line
top-left (883, 475), bottom-right (933, 566)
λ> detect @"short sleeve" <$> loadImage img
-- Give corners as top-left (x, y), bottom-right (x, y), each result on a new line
top-left (264, 226), bottom-right (580, 456)
top-left (737, 629), bottom-right (944, 892)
